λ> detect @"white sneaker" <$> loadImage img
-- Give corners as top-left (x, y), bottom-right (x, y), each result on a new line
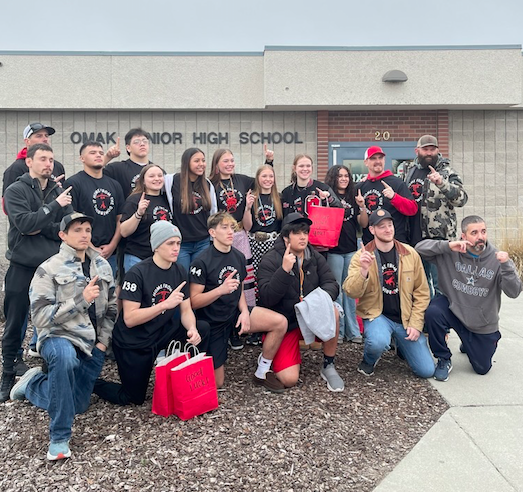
top-left (27, 349), bottom-right (42, 359)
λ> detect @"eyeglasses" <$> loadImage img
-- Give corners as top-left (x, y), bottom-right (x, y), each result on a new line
top-left (131, 138), bottom-right (149, 145)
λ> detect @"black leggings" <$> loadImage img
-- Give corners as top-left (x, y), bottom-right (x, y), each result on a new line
top-left (94, 321), bottom-right (210, 405)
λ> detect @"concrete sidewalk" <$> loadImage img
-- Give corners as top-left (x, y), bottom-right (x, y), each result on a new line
top-left (374, 295), bottom-right (523, 492)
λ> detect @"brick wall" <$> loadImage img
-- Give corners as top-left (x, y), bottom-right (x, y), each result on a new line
top-left (317, 110), bottom-right (449, 179)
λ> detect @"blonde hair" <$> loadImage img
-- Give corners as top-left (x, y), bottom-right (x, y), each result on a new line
top-left (252, 165), bottom-right (283, 220)
top-left (207, 211), bottom-right (238, 231)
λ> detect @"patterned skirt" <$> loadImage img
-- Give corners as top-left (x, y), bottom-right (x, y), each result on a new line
top-left (233, 229), bottom-right (256, 308)
top-left (248, 232), bottom-right (280, 301)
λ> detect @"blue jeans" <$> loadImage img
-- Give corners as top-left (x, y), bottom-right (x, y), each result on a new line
top-left (25, 338), bottom-right (105, 443)
top-left (327, 251), bottom-right (360, 340)
top-left (363, 315), bottom-right (435, 378)
top-left (123, 254), bottom-right (143, 273)
top-left (177, 238), bottom-right (210, 273)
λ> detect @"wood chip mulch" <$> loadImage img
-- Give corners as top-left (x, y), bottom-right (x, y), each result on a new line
top-left (0, 336), bottom-right (448, 492)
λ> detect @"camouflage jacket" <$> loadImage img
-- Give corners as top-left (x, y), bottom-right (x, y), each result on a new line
top-left (30, 243), bottom-right (117, 356)
top-left (403, 155), bottom-right (468, 240)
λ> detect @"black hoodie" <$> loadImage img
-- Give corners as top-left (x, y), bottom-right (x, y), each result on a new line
top-left (257, 235), bottom-right (339, 331)
top-left (3, 173), bottom-right (73, 267)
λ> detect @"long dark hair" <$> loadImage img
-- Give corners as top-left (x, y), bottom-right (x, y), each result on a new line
top-left (180, 148), bottom-right (211, 214)
top-left (325, 165), bottom-right (356, 206)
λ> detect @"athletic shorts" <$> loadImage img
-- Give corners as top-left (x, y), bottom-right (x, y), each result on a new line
top-left (208, 321), bottom-right (233, 369)
top-left (271, 328), bottom-right (304, 373)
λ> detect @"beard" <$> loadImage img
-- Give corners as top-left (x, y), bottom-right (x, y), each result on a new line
top-left (419, 154), bottom-right (436, 168)
top-left (472, 240), bottom-right (486, 253)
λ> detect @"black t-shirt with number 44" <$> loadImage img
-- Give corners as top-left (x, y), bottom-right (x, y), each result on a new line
top-left (189, 245), bottom-right (247, 327)
top-left (112, 257), bottom-right (189, 349)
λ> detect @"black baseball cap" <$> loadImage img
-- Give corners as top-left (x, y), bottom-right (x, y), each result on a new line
top-left (23, 122), bottom-right (56, 139)
top-left (282, 212), bottom-right (313, 228)
top-left (60, 212), bottom-right (93, 232)
top-left (369, 209), bottom-right (394, 227)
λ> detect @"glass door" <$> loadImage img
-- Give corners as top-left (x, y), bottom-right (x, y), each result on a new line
top-left (329, 141), bottom-right (417, 183)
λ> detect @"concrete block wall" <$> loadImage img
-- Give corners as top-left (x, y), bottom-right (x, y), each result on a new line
top-left (0, 110), bottom-right (317, 257)
top-left (450, 110), bottom-right (523, 244)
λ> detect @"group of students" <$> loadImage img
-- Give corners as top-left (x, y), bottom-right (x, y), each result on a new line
top-left (4, 125), bottom-right (520, 463)
top-left (0, 126), bottom-right (366, 461)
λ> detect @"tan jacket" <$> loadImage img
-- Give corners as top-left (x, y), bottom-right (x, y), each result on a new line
top-left (343, 239), bottom-right (429, 331)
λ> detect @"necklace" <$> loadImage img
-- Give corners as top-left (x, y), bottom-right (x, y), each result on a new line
top-left (219, 176), bottom-right (238, 213)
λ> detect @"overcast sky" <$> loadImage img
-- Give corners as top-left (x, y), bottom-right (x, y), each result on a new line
top-left (1, 0), bottom-right (522, 52)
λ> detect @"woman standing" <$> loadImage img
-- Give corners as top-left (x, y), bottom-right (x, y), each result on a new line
top-left (120, 164), bottom-right (173, 272)
top-left (243, 164), bottom-right (283, 345)
top-left (243, 164), bottom-right (283, 273)
top-left (325, 165), bottom-right (368, 343)
top-left (164, 148), bottom-right (217, 273)
top-left (209, 148), bottom-right (273, 349)
top-left (281, 154), bottom-right (341, 218)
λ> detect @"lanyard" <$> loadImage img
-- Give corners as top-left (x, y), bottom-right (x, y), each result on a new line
top-left (298, 255), bottom-right (305, 301)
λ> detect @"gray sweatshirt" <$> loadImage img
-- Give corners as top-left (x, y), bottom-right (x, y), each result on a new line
top-left (415, 240), bottom-right (522, 334)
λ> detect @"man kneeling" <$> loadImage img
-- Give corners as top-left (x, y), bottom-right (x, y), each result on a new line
top-left (10, 212), bottom-right (117, 461)
top-left (256, 213), bottom-right (344, 392)
top-left (344, 210), bottom-right (434, 378)
top-left (189, 212), bottom-right (287, 393)
top-left (94, 221), bottom-right (209, 405)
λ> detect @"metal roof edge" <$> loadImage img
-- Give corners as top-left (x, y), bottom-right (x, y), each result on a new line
top-left (264, 44), bottom-right (522, 52)
top-left (0, 50), bottom-right (264, 57)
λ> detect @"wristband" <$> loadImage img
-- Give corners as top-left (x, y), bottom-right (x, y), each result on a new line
top-left (135, 212), bottom-right (143, 220)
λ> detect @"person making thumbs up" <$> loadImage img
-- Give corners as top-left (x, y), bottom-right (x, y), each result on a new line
top-left (358, 146), bottom-right (417, 245)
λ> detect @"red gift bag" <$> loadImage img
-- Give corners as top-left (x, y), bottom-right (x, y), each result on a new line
top-left (170, 352), bottom-right (218, 421)
top-left (152, 342), bottom-right (190, 417)
top-left (308, 203), bottom-right (344, 248)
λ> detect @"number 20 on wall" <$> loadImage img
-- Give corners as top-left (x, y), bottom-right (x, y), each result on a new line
top-left (374, 131), bottom-right (391, 141)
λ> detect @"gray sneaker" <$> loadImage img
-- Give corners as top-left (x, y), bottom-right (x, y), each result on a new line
top-left (320, 364), bottom-right (344, 392)
top-left (10, 367), bottom-right (43, 401)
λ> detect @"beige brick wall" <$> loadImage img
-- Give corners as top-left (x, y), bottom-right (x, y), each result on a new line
top-left (449, 110), bottom-right (523, 244)
top-left (0, 110), bottom-right (318, 256)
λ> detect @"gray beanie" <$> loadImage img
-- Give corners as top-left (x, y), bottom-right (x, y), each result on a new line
top-left (150, 221), bottom-right (182, 251)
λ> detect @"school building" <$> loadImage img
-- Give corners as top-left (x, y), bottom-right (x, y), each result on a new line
top-left (0, 45), bottom-right (522, 254)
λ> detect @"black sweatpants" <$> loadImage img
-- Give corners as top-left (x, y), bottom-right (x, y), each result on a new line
top-left (94, 320), bottom-right (210, 406)
top-left (425, 295), bottom-right (501, 375)
top-left (2, 263), bottom-right (36, 375)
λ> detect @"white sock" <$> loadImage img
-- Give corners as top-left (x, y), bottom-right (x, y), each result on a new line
top-left (255, 355), bottom-right (272, 379)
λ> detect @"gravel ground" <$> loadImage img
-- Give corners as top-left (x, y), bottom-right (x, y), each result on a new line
top-left (0, 326), bottom-right (448, 492)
